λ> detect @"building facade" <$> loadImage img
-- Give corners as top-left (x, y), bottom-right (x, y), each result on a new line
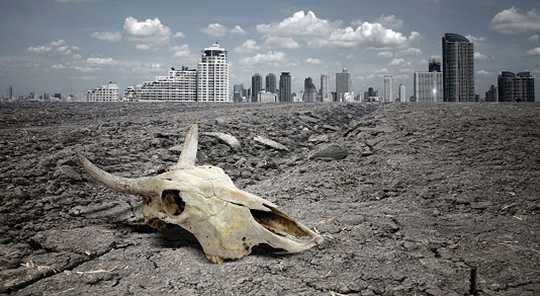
top-left (302, 77), bottom-right (317, 102)
top-left (442, 33), bottom-right (475, 102)
top-left (265, 73), bottom-right (277, 94)
top-left (233, 84), bottom-right (244, 103)
top-left (336, 68), bottom-right (351, 102)
top-left (279, 72), bottom-right (292, 103)
top-left (251, 73), bottom-right (263, 102)
top-left (429, 58), bottom-right (441, 73)
top-left (138, 67), bottom-right (197, 101)
top-left (87, 82), bottom-right (120, 102)
top-left (383, 75), bottom-right (393, 103)
top-left (399, 84), bottom-right (406, 102)
top-left (320, 74), bottom-right (329, 102)
top-left (197, 43), bottom-right (230, 102)
top-left (485, 85), bottom-right (497, 102)
top-left (257, 90), bottom-right (277, 103)
top-left (497, 71), bottom-right (535, 102)
top-left (414, 72), bottom-right (443, 102)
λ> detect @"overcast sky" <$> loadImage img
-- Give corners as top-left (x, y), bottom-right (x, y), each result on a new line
top-left (0, 0), bottom-right (539, 99)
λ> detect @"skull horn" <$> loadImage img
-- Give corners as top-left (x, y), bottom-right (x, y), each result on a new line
top-left (172, 124), bottom-right (198, 170)
top-left (79, 154), bottom-right (156, 195)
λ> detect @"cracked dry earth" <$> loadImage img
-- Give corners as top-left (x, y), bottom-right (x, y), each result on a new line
top-left (0, 102), bottom-right (539, 296)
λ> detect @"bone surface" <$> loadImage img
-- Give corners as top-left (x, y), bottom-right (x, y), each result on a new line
top-left (79, 124), bottom-right (322, 263)
top-left (202, 132), bottom-right (241, 150)
top-left (253, 135), bottom-right (289, 151)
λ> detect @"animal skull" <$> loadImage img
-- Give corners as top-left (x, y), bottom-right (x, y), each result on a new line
top-left (79, 124), bottom-right (323, 263)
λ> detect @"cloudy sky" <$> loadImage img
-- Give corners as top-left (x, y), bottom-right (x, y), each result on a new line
top-left (1, 0), bottom-right (539, 99)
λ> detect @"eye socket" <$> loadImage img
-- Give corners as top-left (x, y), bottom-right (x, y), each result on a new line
top-left (161, 190), bottom-right (186, 216)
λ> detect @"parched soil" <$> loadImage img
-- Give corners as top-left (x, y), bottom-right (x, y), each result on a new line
top-left (0, 102), bottom-right (538, 296)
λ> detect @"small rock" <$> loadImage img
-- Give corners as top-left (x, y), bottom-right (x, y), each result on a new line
top-left (309, 144), bottom-right (348, 160)
top-left (54, 165), bottom-right (82, 181)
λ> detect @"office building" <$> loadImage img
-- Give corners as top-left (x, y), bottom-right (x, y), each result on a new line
top-left (8, 86), bottom-right (13, 99)
top-left (87, 82), bottom-right (120, 102)
top-left (197, 43), bottom-right (230, 102)
top-left (442, 33), bottom-right (475, 102)
top-left (265, 73), bottom-right (277, 94)
top-left (336, 68), bottom-right (351, 102)
top-left (414, 71), bottom-right (443, 102)
top-left (485, 85), bottom-right (497, 102)
top-left (279, 72), bottom-right (292, 102)
top-left (257, 90), bottom-right (277, 103)
top-left (138, 67), bottom-right (197, 101)
top-left (302, 77), bottom-right (317, 102)
top-left (251, 73), bottom-right (263, 102)
top-left (399, 84), bottom-right (406, 102)
top-left (233, 84), bottom-right (244, 103)
top-left (497, 71), bottom-right (535, 102)
top-left (320, 74), bottom-right (329, 102)
top-left (383, 75), bottom-right (393, 102)
top-left (429, 58), bottom-right (441, 72)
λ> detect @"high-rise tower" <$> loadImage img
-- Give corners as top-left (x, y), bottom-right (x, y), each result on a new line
top-left (197, 43), bottom-right (230, 102)
top-left (265, 73), bottom-right (277, 94)
top-left (251, 73), bottom-right (263, 102)
top-left (442, 33), bottom-right (474, 102)
top-left (279, 72), bottom-right (292, 103)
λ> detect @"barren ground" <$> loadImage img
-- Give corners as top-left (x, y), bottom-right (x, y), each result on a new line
top-left (0, 102), bottom-right (539, 296)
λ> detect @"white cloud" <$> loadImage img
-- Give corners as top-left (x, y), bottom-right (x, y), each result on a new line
top-left (91, 31), bottom-right (122, 42)
top-left (51, 64), bottom-right (67, 69)
top-left (203, 23), bottom-right (228, 37)
top-left (399, 47), bottom-right (422, 56)
top-left (256, 10), bottom-right (419, 49)
top-left (377, 51), bottom-right (393, 58)
top-left (230, 25), bottom-right (246, 35)
top-left (264, 36), bottom-right (301, 49)
top-left (474, 52), bottom-right (489, 60)
top-left (123, 17), bottom-right (171, 48)
top-left (389, 58), bottom-right (406, 66)
top-left (171, 45), bottom-right (191, 57)
top-left (491, 7), bottom-right (540, 34)
top-left (50, 40), bottom-right (66, 47)
top-left (234, 39), bottom-right (260, 54)
top-left (306, 57), bottom-right (322, 64)
top-left (529, 34), bottom-right (539, 42)
top-left (240, 51), bottom-right (287, 66)
top-left (135, 44), bottom-right (151, 50)
top-left (86, 57), bottom-right (115, 65)
top-left (375, 15), bottom-right (404, 29)
top-left (465, 35), bottom-right (486, 42)
top-left (476, 70), bottom-right (493, 76)
top-left (173, 32), bottom-right (185, 39)
top-left (28, 46), bottom-right (52, 53)
top-left (527, 47), bottom-right (540, 56)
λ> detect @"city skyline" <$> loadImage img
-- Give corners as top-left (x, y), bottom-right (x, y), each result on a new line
top-left (1, 0), bottom-right (539, 100)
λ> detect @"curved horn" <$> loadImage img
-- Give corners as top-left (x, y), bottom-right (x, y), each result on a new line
top-left (79, 154), bottom-right (156, 195)
top-left (172, 124), bottom-right (198, 170)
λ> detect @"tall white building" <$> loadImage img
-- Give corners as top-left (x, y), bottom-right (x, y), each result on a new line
top-left (138, 67), bottom-right (197, 101)
top-left (383, 75), bottom-right (393, 103)
top-left (87, 82), bottom-right (119, 102)
top-left (399, 84), bottom-right (406, 102)
top-left (320, 74), bottom-right (329, 102)
top-left (257, 90), bottom-right (277, 103)
top-left (197, 43), bottom-right (230, 102)
top-left (414, 72), bottom-right (443, 102)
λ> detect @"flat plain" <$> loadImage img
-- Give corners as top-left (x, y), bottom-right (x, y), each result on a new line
top-left (0, 102), bottom-right (538, 296)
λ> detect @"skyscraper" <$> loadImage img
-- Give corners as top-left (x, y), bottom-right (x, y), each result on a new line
top-left (233, 84), bottom-right (244, 103)
top-left (197, 43), bottom-right (230, 102)
top-left (429, 58), bottom-right (441, 72)
top-left (383, 75), bottom-right (393, 102)
top-left (265, 73), bottom-right (277, 94)
top-left (251, 73), bottom-right (263, 102)
top-left (302, 77), bottom-right (317, 102)
top-left (336, 68), bottom-right (351, 102)
top-left (279, 72), bottom-right (292, 103)
top-left (320, 74), bottom-right (329, 102)
top-left (399, 84), bottom-right (406, 102)
top-left (497, 71), bottom-right (535, 102)
top-left (442, 33), bottom-right (475, 102)
top-left (8, 85), bottom-right (13, 99)
top-left (414, 71), bottom-right (443, 102)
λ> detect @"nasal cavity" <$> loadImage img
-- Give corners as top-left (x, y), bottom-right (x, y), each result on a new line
top-left (161, 190), bottom-right (186, 216)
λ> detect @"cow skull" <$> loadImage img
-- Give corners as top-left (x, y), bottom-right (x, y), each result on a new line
top-left (79, 124), bottom-right (323, 263)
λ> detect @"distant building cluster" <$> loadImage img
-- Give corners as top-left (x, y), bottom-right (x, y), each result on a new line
top-left (496, 71), bottom-right (535, 102)
top-left (86, 82), bottom-right (120, 102)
